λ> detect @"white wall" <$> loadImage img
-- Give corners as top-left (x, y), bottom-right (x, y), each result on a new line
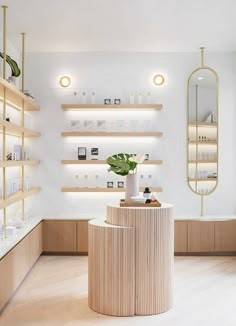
top-left (25, 52), bottom-right (236, 218)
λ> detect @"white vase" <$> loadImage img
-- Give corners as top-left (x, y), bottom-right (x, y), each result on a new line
top-left (125, 173), bottom-right (139, 201)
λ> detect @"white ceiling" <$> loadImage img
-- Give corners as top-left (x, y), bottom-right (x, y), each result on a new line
top-left (1, 0), bottom-right (236, 53)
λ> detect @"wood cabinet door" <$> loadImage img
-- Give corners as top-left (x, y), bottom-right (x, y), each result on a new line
top-left (77, 220), bottom-right (89, 253)
top-left (28, 222), bottom-right (43, 267)
top-left (188, 221), bottom-right (214, 252)
top-left (215, 221), bottom-right (236, 252)
top-left (174, 221), bottom-right (188, 253)
top-left (43, 220), bottom-right (77, 252)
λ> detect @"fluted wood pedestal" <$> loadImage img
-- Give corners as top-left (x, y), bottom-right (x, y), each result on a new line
top-left (88, 203), bottom-right (174, 316)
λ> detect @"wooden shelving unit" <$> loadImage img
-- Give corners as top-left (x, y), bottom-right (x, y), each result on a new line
top-left (61, 131), bottom-right (163, 137)
top-left (61, 186), bottom-right (162, 193)
top-left (188, 141), bottom-right (217, 145)
top-left (0, 187), bottom-right (41, 209)
top-left (62, 103), bottom-right (163, 111)
top-left (188, 160), bottom-right (217, 164)
top-left (188, 178), bottom-right (217, 182)
top-left (61, 103), bottom-right (163, 194)
top-left (188, 122), bottom-right (217, 128)
top-left (0, 78), bottom-right (40, 111)
top-left (0, 120), bottom-right (41, 137)
top-left (61, 159), bottom-right (163, 165)
top-left (0, 160), bottom-right (40, 167)
top-left (0, 18), bottom-right (41, 239)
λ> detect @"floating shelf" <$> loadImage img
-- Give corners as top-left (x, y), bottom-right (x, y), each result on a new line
top-left (61, 159), bottom-right (163, 165)
top-left (0, 160), bottom-right (40, 168)
top-left (61, 131), bottom-right (163, 137)
top-left (188, 178), bottom-right (217, 182)
top-left (0, 120), bottom-right (41, 137)
top-left (189, 141), bottom-right (217, 145)
top-left (0, 78), bottom-right (40, 111)
top-left (0, 187), bottom-right (41, 209)
top-left (188, 122), bottom-right (217, 128)
top-left (61, 104), bottom-right (163, 111)
top-left (188, 160), bottom-right (217, 164)
top-left (61, 186), bottom-right (163, 193)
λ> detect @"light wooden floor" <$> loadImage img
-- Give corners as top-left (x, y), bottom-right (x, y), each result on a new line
top-left (0, 256), bottom-right (236, 326)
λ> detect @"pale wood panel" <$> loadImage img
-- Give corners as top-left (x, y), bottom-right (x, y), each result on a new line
top-left (61, 186), bottom-right (162, 193)
top-left (106, 205), bottom-right (174, 315)
top-left (188, 221), bottom-right (215, 252)
top-left (174, 221), bottom-right (188, 253)
top-left (0, 223), bottom-right (42, 311)
top-left (77, 221), bottom-right (88, 253)
top-left (61, 159), bottom-right (163, 165)
top-left (0, 120), bottom-right (41, 137)
top-left (88, 220), bottom-right (135, 316)
top-left (0, 160), bottom-right (40, 168)
top-left (61, 131), bottom-right (163, 137)
top-left (0, 78), bottom-right (40, 111)
top-left (215, 221), bottom-right (236, 252)
top-left (43, 220), bottom-right (77, 252)
top-left (0, 187), bottom-right (41, 209)
top-left (62, 103), bottom-right (163, 110)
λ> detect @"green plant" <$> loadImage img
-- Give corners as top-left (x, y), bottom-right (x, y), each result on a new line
top-left (0, 53), bottom-right (21, 77)
top-left (106, 153), bottom-right (145, 176)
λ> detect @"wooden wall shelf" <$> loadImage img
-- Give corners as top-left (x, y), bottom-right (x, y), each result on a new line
top-left (61, 186), bottom-right (162, 193)
top-left (188, 160), bottom-right (217, 164)
top-left (61, 131), bottom-right (163, 137)
top-left (188, 122), bottom-right (217, 128)
top-left (0, 160), bottom-right (40, 168)
top-left (0, 78), bottom-right (40, 111)
top-left (188, 141), bottom-right (217, 145)
top-left (0, 187), bottom-right (41, 209)
top-left (61, 159), bottom-right (163, 165)
top-left (62, 103), bottom-right (162, 110)
top-left (188, 178), bottom-right (217, 182)
top-left (0, 120), bottom-right (41, 137)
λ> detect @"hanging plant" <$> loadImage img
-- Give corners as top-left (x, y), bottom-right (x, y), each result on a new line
top-left (0, 52), bottom-right (21, 77)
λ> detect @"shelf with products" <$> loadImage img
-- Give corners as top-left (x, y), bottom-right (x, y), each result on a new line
top-left (188, 122), bottom-right (217, 128)
top-left (61, 131), bottom-right (163, 137)
top-left (0, 187), bottom-right (41, 209)
top-left (0, 78), bottom-right (40, 112)
top-left (62, 104), bottom-right (163, 111)
top-left (0, 160), bottom-right (40, 168)
top-left (188, 141), bottom-right (217, 145)
top-left (0, 120), bottom-right (41, 137)
top-left (61, 159), bottom-right (163, 165)
top-left (188, 178), bottom-right (217, 182)
top-left (188, 160), bottom-right (217, 164)
top-left (61, 186), bottom-right (162, 193)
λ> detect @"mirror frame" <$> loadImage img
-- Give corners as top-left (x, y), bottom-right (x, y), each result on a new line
top-left (187, 66), bottom-right (219, 196)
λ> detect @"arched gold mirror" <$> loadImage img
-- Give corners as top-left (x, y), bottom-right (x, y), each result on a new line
top-left (187, 47), bottom-right (219, 215)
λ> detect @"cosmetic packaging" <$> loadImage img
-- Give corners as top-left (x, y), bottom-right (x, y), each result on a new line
top-left (91, 92), bottom-right (96, 104)
top-left (147, 91), bottom-right (151, 104)
top-left (91, 148), bottom-right (99, 160)
top-left (78, 147), bottom-right (87, 160)
top-left (143, 187), bottom-right (151, 199)
top-left (129, 92), bottom-right (135, 104)
top-left (138, 92), bottom-right (142, 104)
top-left (14, 144), bottom-right (21, 161)
top-left (82, 92), bottom-right (87, 104)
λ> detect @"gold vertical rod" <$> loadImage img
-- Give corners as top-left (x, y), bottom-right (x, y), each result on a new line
top-left (200, 195), bottom-right (204, 216)
top-left (2, 5), bottom-right (7, 238)
top-left (195, 85), bottom-right (198, 193)
top-left (200, 47), bottom-right (205, 68)
top-left (21, 33), bottom-right (26, 222)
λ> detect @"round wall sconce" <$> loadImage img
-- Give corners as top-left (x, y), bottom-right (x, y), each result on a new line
top-left (153, 74), bottom-right (165, 86)
top-left (59, 76), bottom-right (71, 88)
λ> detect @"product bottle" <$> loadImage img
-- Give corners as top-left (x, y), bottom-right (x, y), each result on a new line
top-left (143, 187), bottom-right (151, 199)
top-left (138, 92), bottom-right (142, 104)
top-left (91, 92), bottom-right (96, 104)
top-left (82, 92), bottom-right (87, 104)
top-left (129, 92), bottom-right (135, 104)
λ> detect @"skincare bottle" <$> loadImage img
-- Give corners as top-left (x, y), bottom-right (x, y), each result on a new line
top-left (78, 147), bottom-right (87, 160)
top-left (143, 187), bottom-right (151, 199)
top-left (91, 147), bottom-right (99, 160)
top-left (82, 92), bottom-right (87, 104)
top-left (91, 92), bottom-right (96, 104)
top-left (147, 91), bottom-right (151, 104)
top-left (129, 92), bottom-right (135, 104)
top-left (138, 92), bottom-right (142, 104)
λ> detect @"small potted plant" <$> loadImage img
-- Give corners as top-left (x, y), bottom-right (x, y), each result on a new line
top-left (106, 153), bottom-right (145, 201)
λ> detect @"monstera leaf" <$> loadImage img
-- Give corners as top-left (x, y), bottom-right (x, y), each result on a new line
top-left (106, 153), bottom-right (137, 176)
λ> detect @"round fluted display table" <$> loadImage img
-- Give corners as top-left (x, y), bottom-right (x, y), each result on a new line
top-left (88, 203), bottom-right (174, 316)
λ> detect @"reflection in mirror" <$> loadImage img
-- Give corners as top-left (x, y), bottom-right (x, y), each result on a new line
top-left (187, 66), bottom-right (218, 202)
